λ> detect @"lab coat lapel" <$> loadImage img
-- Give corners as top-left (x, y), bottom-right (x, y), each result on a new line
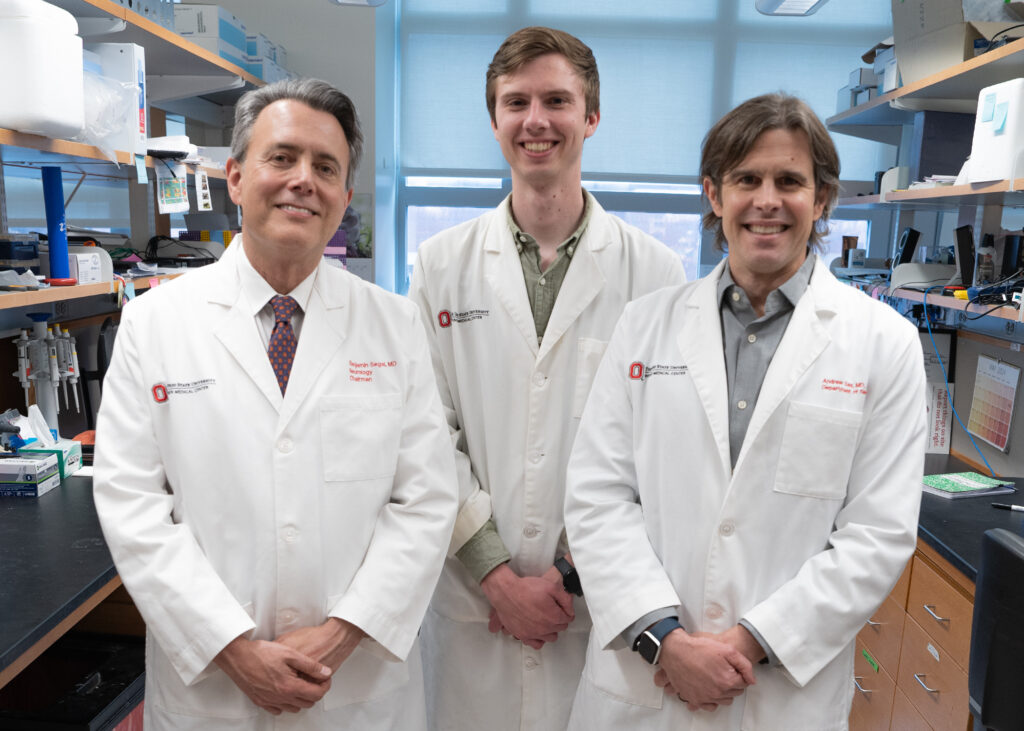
top-left (537, 209), bottom-right (607, 362)
top-left (484, 201), bottom-right (540, 356)
top-left (736, 258), bottom-right (834, 467)
top-left (209, 245), bottom-right (284, 411)
top-left (676, 259), bottom-right (732, 477)
top-left (278, 261), bottom-right (347, 429)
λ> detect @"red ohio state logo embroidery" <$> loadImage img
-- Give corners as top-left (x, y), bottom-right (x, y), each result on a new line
top-left (152, 384), bottom-right (168, 403)
top-left (629, 362), bottom-right (645, 380)
top-left (438, 311), bottom-right (452, 328)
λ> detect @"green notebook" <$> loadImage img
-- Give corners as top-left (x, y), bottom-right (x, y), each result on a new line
top-left (922, 472), bottom-right (1016, 500)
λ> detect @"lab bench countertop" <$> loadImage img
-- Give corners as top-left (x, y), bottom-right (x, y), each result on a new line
top-left (0, 475), bottom-right (117, 681)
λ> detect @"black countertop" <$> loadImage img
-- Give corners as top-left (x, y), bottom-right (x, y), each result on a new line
top-left (0, 475), bottom-right (116, 679)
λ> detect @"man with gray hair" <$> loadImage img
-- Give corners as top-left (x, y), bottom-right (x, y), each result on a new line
top-left (94, 78), bottom-right (457, 730)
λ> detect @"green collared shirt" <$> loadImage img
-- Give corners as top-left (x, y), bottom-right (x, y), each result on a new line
top-left (454, 191), bottom-right (593, 583)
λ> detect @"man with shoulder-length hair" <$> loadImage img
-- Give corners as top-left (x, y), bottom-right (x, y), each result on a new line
top-left (409, 26), bottom-right (684, 731)
top-left (94, 78), bottom-right (457, 730)
top-left (564, 93), bottom-right (925, 730)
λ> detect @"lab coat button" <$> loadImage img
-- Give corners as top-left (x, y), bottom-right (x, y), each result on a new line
top-left (524, 656), bottom-right (538, 669)
top-left (719, 521), bottom-right (735, 536)
top-left (277, 438), bottom-right (293, 453)
top-left (283, 526), bottom-right (298, 542)
top-left (523, 525), bottom-right (539, 538)
top-left (530, 452), bottom-right (542, 464)
top-left (705, 604), bottom-right (723, 620)
top-left (533, 372), bottom-right (546, 386)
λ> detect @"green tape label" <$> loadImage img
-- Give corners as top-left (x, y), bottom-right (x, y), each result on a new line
top-left (862, 648), bottom-right (880, 673)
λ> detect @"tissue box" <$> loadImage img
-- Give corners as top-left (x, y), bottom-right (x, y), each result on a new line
top-left (0, 453), bottom-right (60, 497)
top-left (20, 439), bottom-right (83, 480)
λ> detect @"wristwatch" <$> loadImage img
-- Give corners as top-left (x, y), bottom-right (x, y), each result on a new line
top-left (554, 556), bottom-right (583, 597)
top-left (633, 617), bottom-right (682, 665)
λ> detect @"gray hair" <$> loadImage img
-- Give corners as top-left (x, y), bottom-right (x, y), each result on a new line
top-left (230, 78), bottom-right (363, 190)
top-left (700, 93), bottom-right (840, 252)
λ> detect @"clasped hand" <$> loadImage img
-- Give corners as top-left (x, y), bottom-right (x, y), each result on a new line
top-left (653, 627), bottom-right (758, 713)
top-left (214, 617), bottom-right (365, 715)
top-left (481, 564), bottom-right (574, 649)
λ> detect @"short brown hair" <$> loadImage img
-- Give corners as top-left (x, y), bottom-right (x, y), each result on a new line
top-left (700, 93), bottom-right (840, 251)
top-left (485, 26), bottom-right (599, 124)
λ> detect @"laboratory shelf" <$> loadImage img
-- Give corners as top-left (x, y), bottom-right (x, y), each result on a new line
top-left (827, 35), bottom-right (1024, 143)
top-left (0, 129), bottom-right (227, 181)
top-left (893, 288), bottom-right (1022, 322)
top-left (836, 180), bottom-right (1024, 211)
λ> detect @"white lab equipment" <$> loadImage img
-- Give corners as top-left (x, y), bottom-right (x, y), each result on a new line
top-left (969, 78), bottom-right (1024, 183)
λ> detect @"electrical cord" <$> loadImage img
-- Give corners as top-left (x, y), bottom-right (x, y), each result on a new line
top-left (985, 23), bottom-right (1024, 51)
top-left (923, 285), bottom-right (996, 476)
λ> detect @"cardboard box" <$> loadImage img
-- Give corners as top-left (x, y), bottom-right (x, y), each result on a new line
top-left (188, 36), bottom-right (248, 70)
top-left (0, 453), bottom-right (59, 484)
top-left (891, 0), bottom-right (1016, 85)
top-left (0, 471), bottom-right (60, 497)
top-left (70, 252), bottom-right (103, 284)
top-left (246, 33), bottom-right (276, 62)
top-left (849, 67), bottom-right (879, 90)
top-left (836, 85), bottom-right (855, 114)
top-left (20, 439), bottom-right (82, 480)
top-left (246, 56), bottom-right (290, 83)
top-left (85, 43), bottom-right (147, 157)
top-left (174, 4), bottom-right (247, 53)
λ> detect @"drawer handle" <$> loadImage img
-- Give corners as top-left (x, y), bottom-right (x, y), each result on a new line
top-left (853, 676), bottom-right (872, 695)
top-left (914, 673), bottom-right (940, 694)
top-left (865, 618), bottom-right (883, 627)
top-left (923, 604), bottom-right (949, 623)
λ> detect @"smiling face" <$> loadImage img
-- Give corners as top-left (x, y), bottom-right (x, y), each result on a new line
top-left (490, 53), bottom-right (599, 189)
top-left (704, 127), bottom-right (827, 293)
top-left (226, 99), bottom-right (353, 280)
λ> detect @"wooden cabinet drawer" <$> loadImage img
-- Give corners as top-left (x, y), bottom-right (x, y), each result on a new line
top-left (890, 686), bottom-right (932, 731)
top-left (850, 639), bottom-right (895, 731)
top-left (897, 615), bottom-right (969, 731)
top-left (891, 560), bottom-right (911, 610)
top-left (906, 555), bottom-right (973, 668)
top-left (858, 595), bottom-right (905, 674)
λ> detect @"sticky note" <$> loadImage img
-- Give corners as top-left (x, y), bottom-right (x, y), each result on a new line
top-left (982, 93), bottom-right (996, 122)
top-left (995, 101), bottom-right (1010, 133)
top-left (861, 648), bottom-right (880, 673)
top-left (149, 277), bottom-right (160, 289)
top-left (135, 154), bottom-right (147, 184)
top-left (124, 281), bottom-right (136, 301)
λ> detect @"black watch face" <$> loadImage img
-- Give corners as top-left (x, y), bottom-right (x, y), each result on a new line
top-left (638, 634), bottom-right (659, 664)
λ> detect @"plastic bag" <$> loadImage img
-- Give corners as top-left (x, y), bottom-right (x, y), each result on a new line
top-left (71, 70), bottom-right (138, 165)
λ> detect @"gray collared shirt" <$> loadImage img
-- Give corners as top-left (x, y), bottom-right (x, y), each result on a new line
top-left (718, 252), bottom-right (816, 467)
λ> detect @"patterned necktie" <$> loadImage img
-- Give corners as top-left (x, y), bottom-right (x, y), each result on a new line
top-left (268, 295), bottom-right (299, 394)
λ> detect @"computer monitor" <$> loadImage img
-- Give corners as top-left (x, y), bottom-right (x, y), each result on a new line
top-left (892, 227), bottom-right (921, 270)
top-left (953, 225), bottom-right (976, 287)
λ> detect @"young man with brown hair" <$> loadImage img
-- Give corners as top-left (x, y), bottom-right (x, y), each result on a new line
top-left (409, 26), bottom-right (684, 731)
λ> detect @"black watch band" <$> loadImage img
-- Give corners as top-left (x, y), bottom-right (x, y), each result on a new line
top-left (634, 617), bottom-right (682, 665)
top-left (554, 556), bottom-right (583, 597)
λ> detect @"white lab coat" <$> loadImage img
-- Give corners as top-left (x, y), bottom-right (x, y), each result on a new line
top-left (94, 241), bottom-right (457, 731)
top-left (408, 194), bottom-right (685, 730)
top-left (564, 258), bottom-right (925, 731)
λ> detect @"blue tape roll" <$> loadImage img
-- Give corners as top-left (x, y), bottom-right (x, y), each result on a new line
top-left (41, 167), bottom-right (71, 279)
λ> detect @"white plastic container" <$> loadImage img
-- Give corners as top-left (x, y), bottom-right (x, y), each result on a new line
top-left (0, 0), bottom-right (84, 138)
top-left (969, 78), bottom-right (1024, 184)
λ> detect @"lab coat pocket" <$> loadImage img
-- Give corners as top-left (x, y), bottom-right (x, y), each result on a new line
top-left (320, 393), bottom-right (402, 482)
top-left (774, 401), bottom-right (862, 500)
top-left (583, 634), bottom-right (664, 709)
top-left (573, 338), bottom-right (609, 418)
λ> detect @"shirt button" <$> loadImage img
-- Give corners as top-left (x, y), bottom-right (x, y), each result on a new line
top-left (747, 334), bottom-right (757, 344)
top-left (539, 278), bottom-right (546, 286)
top-left (533, 372), bottom-right (546, 386)
top-left (280, 610), bottom-right (296, 623)
top-left (732, 292), bottom-right (741, 302)
top-left (525, 656), bottom-right (538, 670)
top-left (530, 452), bottom-right (542, 464)
top-left (277, 438), bottom-right (293, 453)
top-left (283, 526), bottom-right (298, 542)
top-left (523, 525), bottom-right (539, 538)
top-left (706, 604), bottom-right (724, 620)
top-left (719, 521), bottom-right (735, 536)
top-left (737, 400), bottom-right (748, 410)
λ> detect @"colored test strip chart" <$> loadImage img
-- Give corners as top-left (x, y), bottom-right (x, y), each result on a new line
top-left (967, 354), bottom-right (1021, 452)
